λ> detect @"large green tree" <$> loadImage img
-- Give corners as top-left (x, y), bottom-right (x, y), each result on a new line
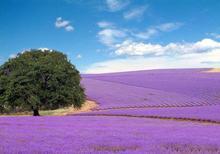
top-left (0, 49), bottom-right (85, 116)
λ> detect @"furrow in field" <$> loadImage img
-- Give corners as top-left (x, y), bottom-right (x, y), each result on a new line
top-left (91, 103), bottom-right (217, 111)
top-left (71, 113), bottom-right (220, 125)
top-left (81, 104), bottom-right (220, 123)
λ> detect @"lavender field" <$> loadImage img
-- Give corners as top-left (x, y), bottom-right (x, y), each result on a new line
top-left (1, 116), bottom-right (220, 154)
top-left (81, 69), bottom-right (220, 123)
top-left (1, 68), bottom-right (220, 153)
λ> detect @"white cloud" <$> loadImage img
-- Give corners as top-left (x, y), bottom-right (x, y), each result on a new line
top-left (9, 54), bottom-right (17, 59)
top-left (97, 21), bottom-right (114, 28)
top-left (115, 40), bottom-right (163, 56)
top-left (98, 28), bottom-right (126, 46)
top-left (85, 50), bottom-right (220, 74)
top-left (55, 17), bottom-right (69, 28)
top-left (123, 6), bottom-right (146, 20)
top-left (76, 54), bottom-right (82, 59)
top-left (134, 22), bottom-right (183, 40)
top-left (97, 22), bottom-right (182, 47)
top-left (85, 38), bottom-right (220, 73)
top-left (114, 38), bottom-right (220, 56)
top-left (133, 28), bottom-right (158, 40)
top-left (55, 17), bottom-right (74, 32)
top-left (156, 22), bottom-right (183, 32)
top-left (106, 0), bottom-right (129, 12)
top-left (65, 25), bottom-right (74, 31)
top-left (207, 33), bottom-right (220, 39)
top-left (38, 48), bottom-right (53, 52)
top-left (97, 21), bottom-right (126, 46)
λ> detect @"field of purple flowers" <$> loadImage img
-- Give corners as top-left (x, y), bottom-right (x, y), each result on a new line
top-left (1, 68), bottom-right (220, 153)
top-left (82, 69), bottom-right (220, 122)
top-left (1, 116), bottom-right (220, 154)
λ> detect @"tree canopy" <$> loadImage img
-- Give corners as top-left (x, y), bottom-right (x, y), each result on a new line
top-left (0, 49), bottom-right (85, 115)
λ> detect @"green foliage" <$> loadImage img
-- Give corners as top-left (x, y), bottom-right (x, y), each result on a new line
top-left (0, 49), bottom-right (85, 113)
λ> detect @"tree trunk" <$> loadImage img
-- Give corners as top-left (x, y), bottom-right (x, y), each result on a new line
top-left (32, 106), bottom-right (40, 116)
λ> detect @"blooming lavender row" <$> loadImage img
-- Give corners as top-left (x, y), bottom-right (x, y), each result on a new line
top-left (1, 116), bottom-right (220, 154)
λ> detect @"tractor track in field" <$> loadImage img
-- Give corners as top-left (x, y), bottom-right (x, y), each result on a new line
top-left (91, 103), bottom-right (220, 111)
top-left (70, 113), bottom-right (220, 125)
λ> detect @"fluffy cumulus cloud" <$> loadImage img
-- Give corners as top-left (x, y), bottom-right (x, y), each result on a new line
top-left (98, 28), bottom-right (126, 46)
top-left (106, 0), bottom-right (129, 12)
top-left (123, 6), bottom-right (147, 20)
top-left (55, 17), bottom-right (74, 32)
top-left (85, 38), bottom-right (220, 73)
top-left (97, 21), bottom-right (127, 46)
top-left (114, 38), bottom-right (220, 56)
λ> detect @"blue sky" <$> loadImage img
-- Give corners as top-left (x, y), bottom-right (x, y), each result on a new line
top-left (1, 0), bottom-right (220, 73)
